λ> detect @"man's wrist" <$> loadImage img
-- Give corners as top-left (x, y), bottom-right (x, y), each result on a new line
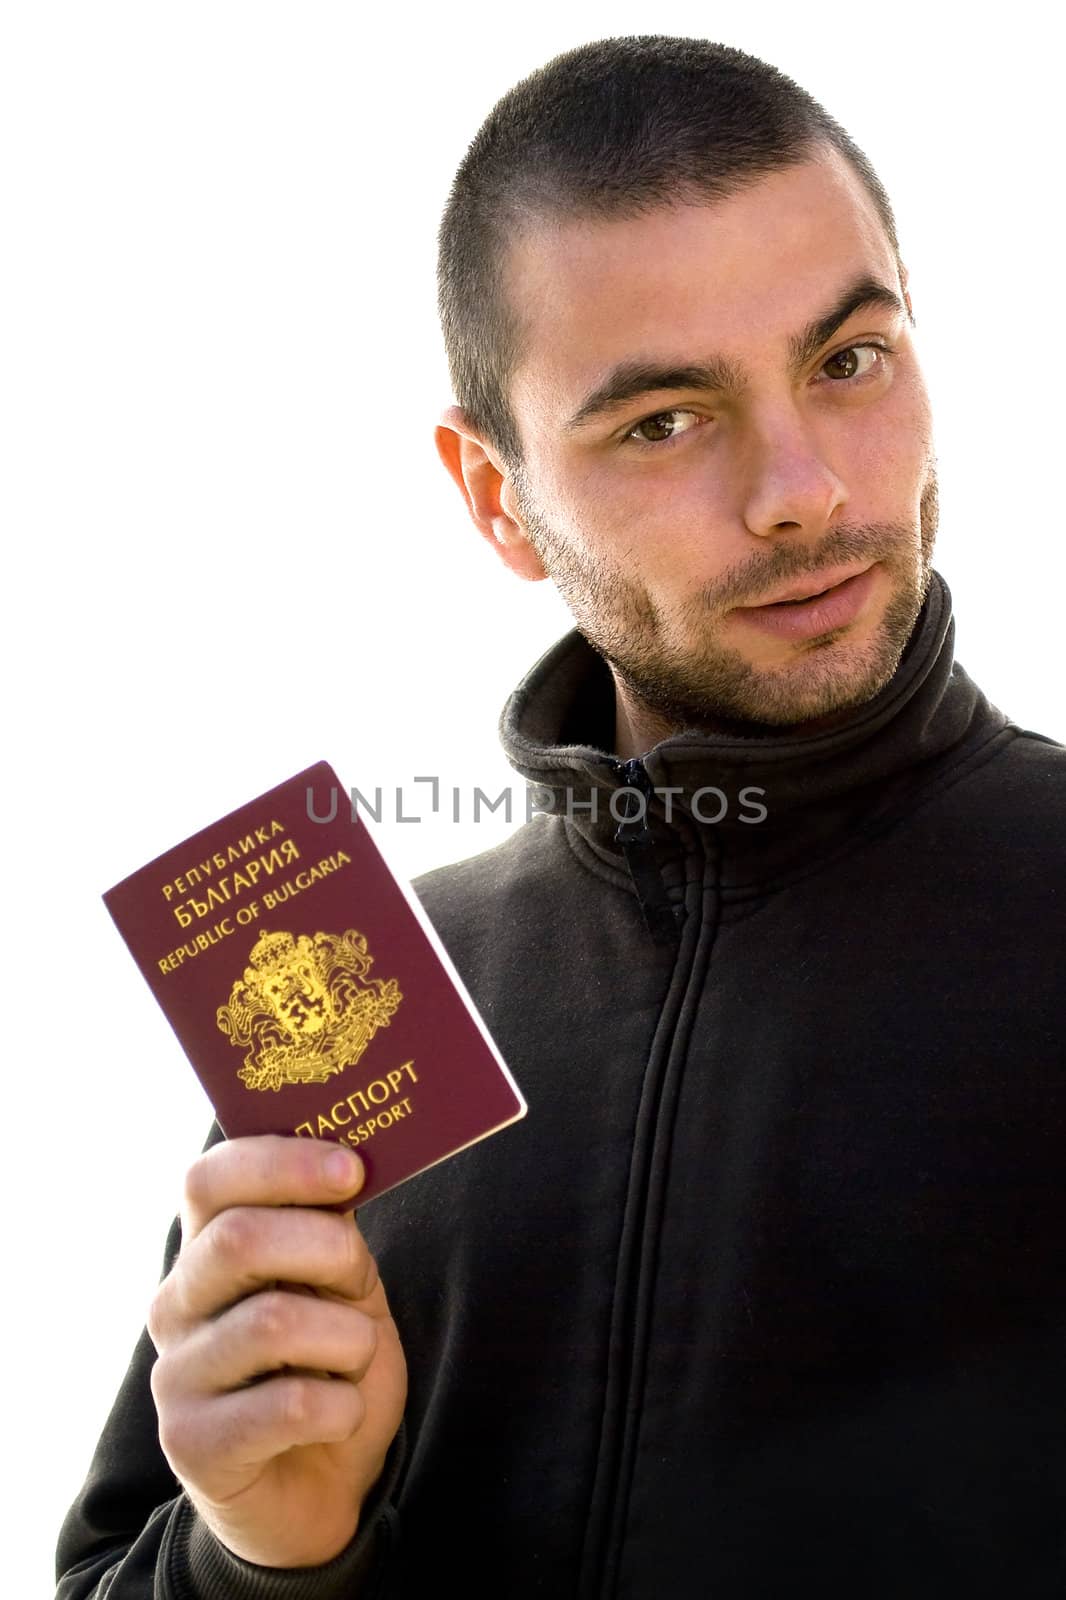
top-left (166, 1497), bottom-right (388, 1600)
top-left (162, 1423), bottom-right (406, 1599)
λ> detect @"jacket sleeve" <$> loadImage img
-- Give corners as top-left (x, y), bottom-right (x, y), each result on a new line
top-left (55, 1153), bottom-right (403, 1600)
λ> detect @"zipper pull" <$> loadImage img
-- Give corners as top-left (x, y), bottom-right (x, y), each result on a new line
top-left (613, 757), bottom-right (653, 841)
top-left (611, 758), bottom-right (680, 946)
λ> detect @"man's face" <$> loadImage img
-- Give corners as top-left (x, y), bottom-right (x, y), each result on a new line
top-left (499, 147), bottom-right (937, 735)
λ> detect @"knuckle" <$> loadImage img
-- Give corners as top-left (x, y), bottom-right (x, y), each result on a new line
top-left (342, 1218), bottom-right (379, 1301)
top-left (351, 1311), bottom-right (379, 1368)
top-left (336, 1212), bottom-right (371, 1283)
top-left (182, 1152), bottom-right (216, 1217)
top-left (149, 1347), bottom-right (192, 1422)
top-left (155, 1396), bottom-right (194, 1467)
top-left (277, 1374), bottom-right (314, 1429)
top-left (337, 1213), bottom-right (361, 1271)
top-left (208, 1207), bottom-right (255, 1267)
top-left (146, 1284), bottom-right (168, 1349)
top-left (148, 1351), bottom-right (169, 1407)
top-left (360, 1244), bottom-right (381, 1300)
top-left (245, 1289), bottom-right (290, 1345)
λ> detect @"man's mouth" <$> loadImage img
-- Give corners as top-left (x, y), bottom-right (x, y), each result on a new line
top-left (733, 565), bottom-right (880, 640)
top-left (750, 566), bottom-right (874, 608)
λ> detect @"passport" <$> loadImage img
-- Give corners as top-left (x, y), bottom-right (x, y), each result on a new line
top-left (104, 761), bottom-right (526, 1204)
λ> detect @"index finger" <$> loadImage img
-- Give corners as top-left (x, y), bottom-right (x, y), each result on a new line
top-left (181, 1135), bottom-right (364, 1242)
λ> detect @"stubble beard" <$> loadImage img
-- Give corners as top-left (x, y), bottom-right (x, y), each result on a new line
top-left (514, 464), bottom-right (940, 734)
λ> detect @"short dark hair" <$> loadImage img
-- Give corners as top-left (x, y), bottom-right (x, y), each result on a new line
top-left (437, 35), bottom-right (902, 469)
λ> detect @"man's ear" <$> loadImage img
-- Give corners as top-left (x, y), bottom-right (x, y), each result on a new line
top-left (434, 406), bottom-right (548, 581)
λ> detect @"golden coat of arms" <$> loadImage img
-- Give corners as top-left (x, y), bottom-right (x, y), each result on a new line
top-left (217, 928), bottom-right (403, 1092)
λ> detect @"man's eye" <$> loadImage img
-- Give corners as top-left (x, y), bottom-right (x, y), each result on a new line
top-left (626, 409), bottom-right (703, 445)
top-left (821, 344), bottom-right (885, 381)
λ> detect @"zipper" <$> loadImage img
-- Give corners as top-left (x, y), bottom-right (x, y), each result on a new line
top-left (611, 758), bottom-right (681, 946)
top-left (579, 801), bottom-right (720, 1599)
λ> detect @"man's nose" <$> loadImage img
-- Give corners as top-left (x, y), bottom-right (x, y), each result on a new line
top-left (739, 409), bottom-right (847, 540)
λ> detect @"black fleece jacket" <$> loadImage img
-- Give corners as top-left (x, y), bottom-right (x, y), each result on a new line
top-left (58, 571), bottom-right (1066, 1598)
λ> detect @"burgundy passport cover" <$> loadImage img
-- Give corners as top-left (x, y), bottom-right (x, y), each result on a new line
top-left (104, 761), bottom-right (526, 1204)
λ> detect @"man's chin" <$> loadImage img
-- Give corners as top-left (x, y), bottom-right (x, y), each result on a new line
top-left (700, 562), bottom-right (928, 730)
top-left (613, 621), bottom-right (915, 736)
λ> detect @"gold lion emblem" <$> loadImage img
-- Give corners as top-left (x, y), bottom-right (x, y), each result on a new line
top-left (217, 928), bottom-right (403, 1092)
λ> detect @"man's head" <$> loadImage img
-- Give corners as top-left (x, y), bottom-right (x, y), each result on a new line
top-left (435, 36), bottom-right (937, 751)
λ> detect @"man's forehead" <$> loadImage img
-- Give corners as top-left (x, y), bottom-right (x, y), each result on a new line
top-left (504, 150), bottom-right (900, 414)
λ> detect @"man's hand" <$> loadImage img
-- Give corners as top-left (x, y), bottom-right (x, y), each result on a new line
top-left (147, 1135), bottom-right (407, 1568)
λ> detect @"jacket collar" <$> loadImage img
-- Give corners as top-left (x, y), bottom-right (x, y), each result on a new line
top-left (500, 570), bottom-right (1008, 861)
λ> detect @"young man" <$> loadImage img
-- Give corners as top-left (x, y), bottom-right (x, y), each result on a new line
top-left (58, 37), bottom-right (1066, 1600)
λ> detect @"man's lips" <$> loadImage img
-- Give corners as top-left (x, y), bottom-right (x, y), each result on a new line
top-left (732, 565), bottom-right (879, 641)
top-left (743, 564), bottom-right (876, 609)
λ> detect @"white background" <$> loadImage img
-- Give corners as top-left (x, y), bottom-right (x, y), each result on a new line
top-left (3, 4), bottom-right (1062, 1593)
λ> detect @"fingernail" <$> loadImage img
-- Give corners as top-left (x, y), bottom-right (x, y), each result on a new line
top-left (325, 1146), bottom-right (363, 1192)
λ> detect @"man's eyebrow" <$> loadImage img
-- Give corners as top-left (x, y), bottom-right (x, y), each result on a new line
top-left (564, 358), bottom-right (745, 431)
top-left (563, 274), bottom-right (908, 432)
top-left (787, 275), bottom-right (907, 372)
